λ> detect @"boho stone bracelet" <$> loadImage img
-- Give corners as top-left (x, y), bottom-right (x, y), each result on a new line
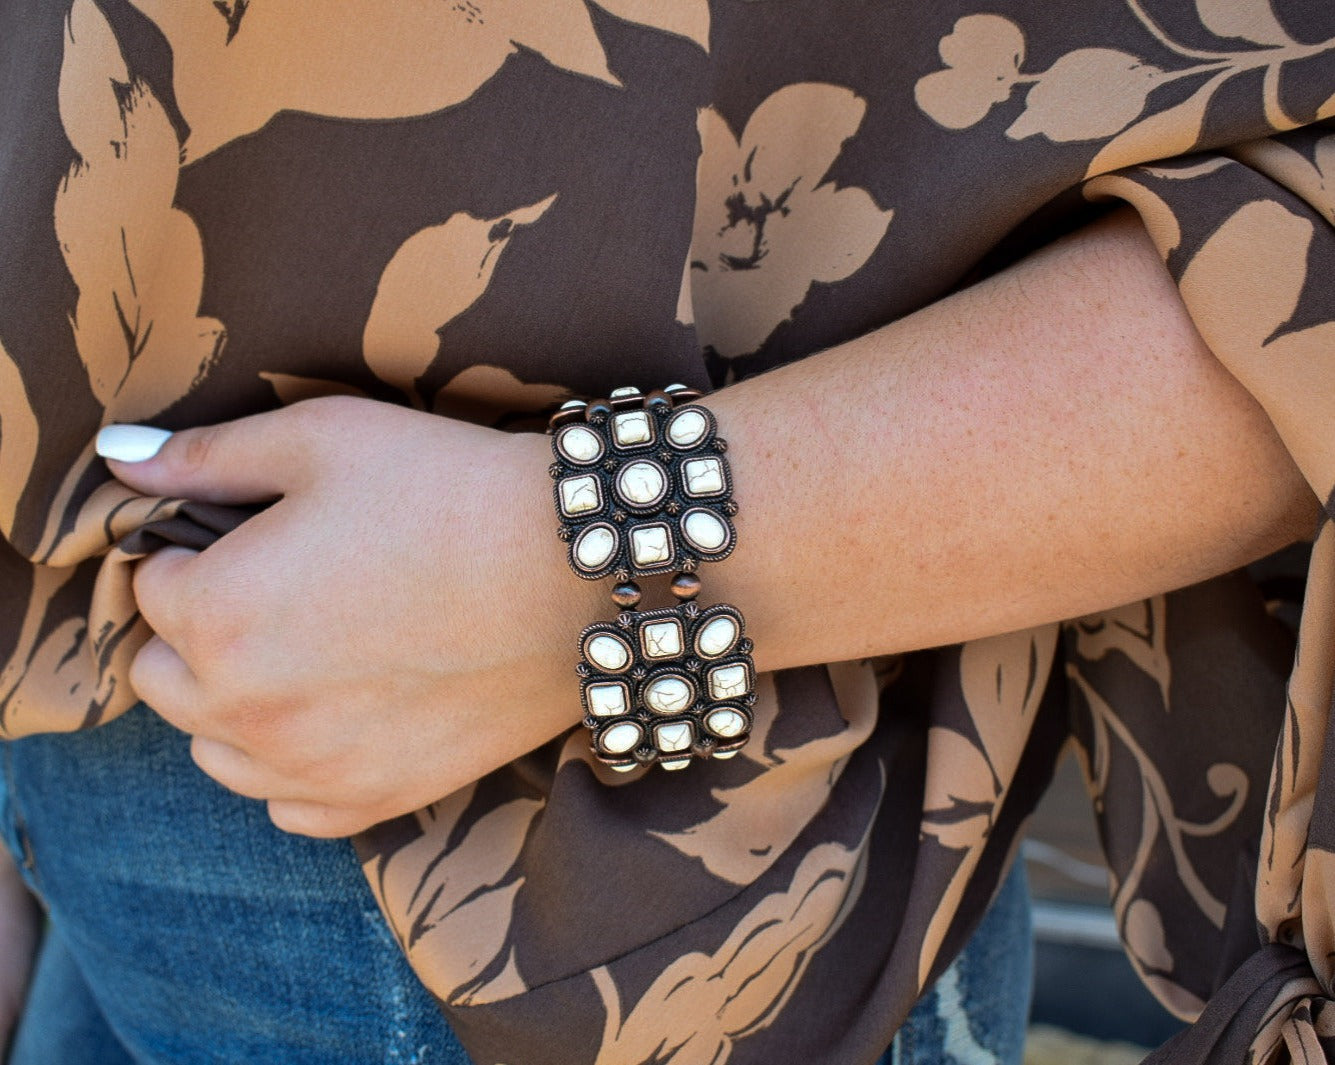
top-left (548, 385), bottom-right (755, 772)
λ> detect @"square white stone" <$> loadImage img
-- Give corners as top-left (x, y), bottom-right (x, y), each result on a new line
top-left (612, 410), bottom-right (653, 447)
top-left (630, 524), bottom-right (671, 566)
top-left (641, 620), bottom-right (684, 659)
top-left (559, 474), bottom-right (602, 516)
top-left (682, 456), bottom-right (725, 496)
top-left (654, 721), bottom-right (693, 753)
top-left (586, 682), bottom-right (629, 718)
top-left (709, 664), bottom-right (749, 700)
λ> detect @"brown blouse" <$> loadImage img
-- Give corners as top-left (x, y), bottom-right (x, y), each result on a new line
top-left (1, 1), bottom-right (1334, 1062)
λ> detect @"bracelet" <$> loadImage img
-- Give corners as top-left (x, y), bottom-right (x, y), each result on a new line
top-left (548, 385), bottom-right (755, 772)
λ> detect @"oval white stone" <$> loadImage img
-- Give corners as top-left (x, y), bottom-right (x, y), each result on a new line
top-left (643, 674), bottom-right (694, 714)
top-left (708, 664), bottom-right (749, 700)
top-left (586, 634), bottom-right (631, 672)
top-left (667, 409), bottom-right (708, 447)
top-left (705, 707), bottom-right (747, 738)
top-left (696, 615), bottom-right (739, 658)
top-left (681, 509), bottom-right (730, 553)
top-left (661, 758), bottom-right (691, 770)
top-left (615, 460), bottom-right (667, 506)
top-left (654, 721), bottom-right (693, 753)
top-left (600, 721), bottom-right (643, 754)
top-left (557, 425), bottom-right (603, 463)
top-left (712, 749), bottom-right (739, 760)
top-left (573, 525), bottom-right (617, 571)
top-left (609, 386), bottom-right (642, 398)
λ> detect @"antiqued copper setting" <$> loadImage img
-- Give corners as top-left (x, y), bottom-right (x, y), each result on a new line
top-left (550, 385), bottom-right (751, 772)
top-left (575, 603), bottom-right (755, 771)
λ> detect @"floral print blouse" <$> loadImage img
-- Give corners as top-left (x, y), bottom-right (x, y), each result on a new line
top-left (1, 1), bottom-right (1334, 1062)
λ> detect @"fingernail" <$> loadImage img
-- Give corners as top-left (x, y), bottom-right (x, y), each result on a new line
top-left (96, 424), bottom-right (173, 462)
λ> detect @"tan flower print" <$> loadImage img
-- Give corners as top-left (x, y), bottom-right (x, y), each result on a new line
top-left (56, 0), bottom-right (224, 427)
top-left (128, 0), bottom-right (708, 162)
top-left (682, 83), bottom-right (894, 360)
top-left (915, 5), bottom-right (1335, 177)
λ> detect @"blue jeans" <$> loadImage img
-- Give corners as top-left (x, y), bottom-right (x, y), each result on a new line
top-left (1, 705), bottom-right (1030, 1064)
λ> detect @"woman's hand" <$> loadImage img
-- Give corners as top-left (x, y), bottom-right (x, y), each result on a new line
top-left (105, 398), bottom-right (601, 838)
top-left (0, 845), bottom-right (40, 1050)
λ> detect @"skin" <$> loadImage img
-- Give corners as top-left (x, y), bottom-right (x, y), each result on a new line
top-left (111, 210), bottom-right (1317, 838)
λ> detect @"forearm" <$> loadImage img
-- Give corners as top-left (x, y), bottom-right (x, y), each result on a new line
top-left (700, 209), bottom-right (1316, 671)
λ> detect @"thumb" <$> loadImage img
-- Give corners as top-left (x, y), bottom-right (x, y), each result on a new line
top-left (96, 410), bottom-right (304, 504)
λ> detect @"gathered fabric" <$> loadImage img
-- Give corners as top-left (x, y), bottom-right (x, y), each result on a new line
top-left (1, 1), bottom-right (1333, 1061)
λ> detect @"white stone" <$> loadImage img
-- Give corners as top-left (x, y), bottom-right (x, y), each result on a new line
top-left (682, 456), bottom-right (725, 497)
top-left (629, 524), bottom-right (672, 567)
top-left (611, 410), bottom-right (653, 447)
top-left (611, 763), bottom-right (638, 773)
top-left (696, 615), bottom-right (739, 658)
top-left (558, 399), bottom-right (587, 411)
top-left (712, 749), bottom-right (739, 760)
top-left (681, 509), bottom-right (729, 553)
top-left (643, 674), bottom-right (694, 714)
top-left (666, 408), bottom-right (709, 447)
top-left (664, 383), bottom-right (688, 393)
top-left (654, 721), bottom-right (693, 753)
top-left (705, 707), bottom-right (747, 738)
top-left (609, 386), bottom-right (641, 399)
top-left (586, 682), bottom-right (628, 718)
top-left (586, 634), bottom-right (631, 672)
top-left (573, 525), bottom-right (617, 572)
top-left (559, 475), bottom-right (602, 517)
top-left (709, 664), bottom-right (749, 700)
top-left (641, 620), bottom-right (684, 659)
top-left (615, 460), bottom-right (667, 506)
top-left (556, 425), bottom-right (603, 464)
top-left (600, 721), bottom-right (643, 754)
top-left (661, 758), bottom-right (691, 770)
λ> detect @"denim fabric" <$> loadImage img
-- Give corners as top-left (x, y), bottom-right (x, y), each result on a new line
top-left (880, 862), bottom-right (1033, 1065)
top-left (1, 705), bottom-right (1031, 1064)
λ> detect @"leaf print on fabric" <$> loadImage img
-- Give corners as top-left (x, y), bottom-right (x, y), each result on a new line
top-left (0, 338), bottom-right (39, 543)
top-left (127, 0), bottom-right (621, 162)
top-left (684, 83), bottom-right (894, 360)
top-left (915, 6), bottom-right (1335, 172)
top-left (1230, 135), bottom-right (1335, 226)
top-left (589, 0), bottom-right (709, 50)
top-left (363, 195), bottom-right (557, 405)
top-left (591, 810), bottom-right (876, 1065)
top-left (917, 626), bottom-right (1056, 986)
top-left (650, 664), bottom-right (877, 886)
top-left (55, 0), bottom-right (224, 426)
top-left (1069, 598), bottom-right (1171, 709)
top-left (1195, 0), bottom-right (1291, 48)
top-left (1178, 197), bottom-right (1335, 485)
top-left (362, 783), bottom-right (543, 1006)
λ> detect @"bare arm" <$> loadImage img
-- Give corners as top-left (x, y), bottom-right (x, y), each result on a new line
top-left (107, 209), bottom-right (1316, 835)
top-left (708, 208), bottom-right (1315, 669)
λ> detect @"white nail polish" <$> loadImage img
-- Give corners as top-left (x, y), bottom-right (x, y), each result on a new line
top-left (96, 424), bottom-right (173, 462)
